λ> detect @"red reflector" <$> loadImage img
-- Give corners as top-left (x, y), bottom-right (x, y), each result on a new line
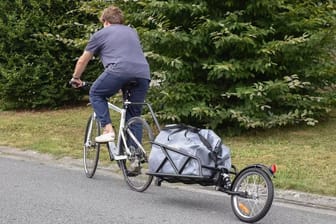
top-left (270, 164), bottom-right (277, 174)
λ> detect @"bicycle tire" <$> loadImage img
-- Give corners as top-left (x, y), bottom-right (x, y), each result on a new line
top-left (83, 114), bottom-right (101, 178)
top-left (231, 167), bottom-right (274, 223)
top-left (119, 116), bottom-right (154, 192)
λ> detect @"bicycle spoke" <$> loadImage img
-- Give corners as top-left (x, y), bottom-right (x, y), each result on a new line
top-left (231, 168), bottom-right (274, 222)
top-left (119, 117), bottom-right (153, 192)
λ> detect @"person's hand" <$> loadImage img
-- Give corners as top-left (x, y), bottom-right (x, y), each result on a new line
top-left (69, 77), bottom-right (83, 88)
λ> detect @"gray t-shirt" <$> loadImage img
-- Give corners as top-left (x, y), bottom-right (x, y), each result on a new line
top-left (85, 24), bottom-right (150, 80)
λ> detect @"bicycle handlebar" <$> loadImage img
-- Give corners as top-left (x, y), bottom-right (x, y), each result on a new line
top-left (69, 80), bottom-right (92, 91)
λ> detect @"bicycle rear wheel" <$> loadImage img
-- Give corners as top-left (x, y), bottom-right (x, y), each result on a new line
top-left (231, 167), bottom-right (274, 223)
top-left (119, 117), bottom-right (154, 192)
top-left (83, 113), bottom-right (101, 178)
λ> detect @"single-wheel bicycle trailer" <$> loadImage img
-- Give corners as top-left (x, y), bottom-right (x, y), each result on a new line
top-left (147, 124), bottom-right (277, 223)
top-left (74, 81), bottom-right (277, 223)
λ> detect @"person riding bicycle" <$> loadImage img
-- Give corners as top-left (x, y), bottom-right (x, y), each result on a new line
top-left (70, 5), bottom-right (151, 143)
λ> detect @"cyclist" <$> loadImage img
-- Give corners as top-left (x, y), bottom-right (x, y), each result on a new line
top-left (70, 5), bottom-right (151, 143)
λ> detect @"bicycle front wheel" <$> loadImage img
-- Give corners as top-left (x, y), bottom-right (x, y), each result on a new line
top-left (83, 113), bottom-right (101, 178)
top-left (119, 117), bottom-right (154, 192)
top-left (231, 167), bottom-right (274, 223)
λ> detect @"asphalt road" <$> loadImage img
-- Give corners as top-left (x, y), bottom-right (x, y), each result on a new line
top-left (0, 153), bottom-right (335, 224)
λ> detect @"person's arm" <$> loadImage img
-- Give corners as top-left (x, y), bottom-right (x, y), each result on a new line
top-left (72, 51), bottom-right (94, 79)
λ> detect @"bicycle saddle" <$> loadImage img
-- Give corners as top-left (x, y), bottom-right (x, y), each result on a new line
top-left (123, 80), bottom-right (139, 90)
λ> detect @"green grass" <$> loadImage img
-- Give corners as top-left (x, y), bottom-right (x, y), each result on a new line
top-left (225, 116), bottom-right (336, 196)
top-left (0, 107), bottom-right (335, 196)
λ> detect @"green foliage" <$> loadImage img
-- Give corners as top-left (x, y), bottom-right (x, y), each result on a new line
top-left (0, 0), bottom-right (101, 109)
top-left (115, 0), bottom-right (336, 132)
top-left (0, 0), bottom-right (335, 134)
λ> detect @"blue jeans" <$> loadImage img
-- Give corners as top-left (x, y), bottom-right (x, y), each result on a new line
top-left (89, 70), bottom-right (150, 133)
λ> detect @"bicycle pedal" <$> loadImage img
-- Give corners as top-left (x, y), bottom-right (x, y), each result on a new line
top-left (113, 155), bottom-right (127, 160)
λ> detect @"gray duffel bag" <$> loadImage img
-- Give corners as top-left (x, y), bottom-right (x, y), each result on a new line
top-left (149, 124), bottom-right (231, 177)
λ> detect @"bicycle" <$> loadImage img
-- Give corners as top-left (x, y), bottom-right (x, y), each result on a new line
top-left (80, 81), bottom-right (160, 192)
top-left (72, 80), bottom-right (276, 222)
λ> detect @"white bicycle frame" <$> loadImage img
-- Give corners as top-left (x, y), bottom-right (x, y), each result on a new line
top-left (106, 100), bottom-right (132, 160)
top-left (97, 100), bottom-right (160, 161)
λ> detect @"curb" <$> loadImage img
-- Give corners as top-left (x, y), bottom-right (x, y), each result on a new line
top-left (1, 146), bottom-right (336, 212)
top-left (275, 189), bottom-right (336, 211)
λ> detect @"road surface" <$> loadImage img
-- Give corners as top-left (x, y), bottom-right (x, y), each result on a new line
top-left (0, 151), bottom-right (335, 224)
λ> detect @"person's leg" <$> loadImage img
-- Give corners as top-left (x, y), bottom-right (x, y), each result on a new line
top-left (123, 78), bottom-right (150, 145)
top-left (89, 71), bottom-right (123, 141)
top-left (124, 78), bottom-right (150, 120)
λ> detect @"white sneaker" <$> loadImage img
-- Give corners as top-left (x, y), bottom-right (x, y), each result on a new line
top-left (95, 133), bottom-right (115, 143)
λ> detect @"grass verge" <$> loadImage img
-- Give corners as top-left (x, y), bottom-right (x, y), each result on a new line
top-left (0, 107), bottom-right (335, 196)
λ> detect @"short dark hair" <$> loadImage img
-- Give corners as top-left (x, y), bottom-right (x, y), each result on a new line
top-left (100, 6), bottom-right (124, 24)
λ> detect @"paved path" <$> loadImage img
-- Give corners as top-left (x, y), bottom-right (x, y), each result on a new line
top-left (1, 146), bottom-right (335, 211)
top-left (0, 146), bottom-right (335, 224)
